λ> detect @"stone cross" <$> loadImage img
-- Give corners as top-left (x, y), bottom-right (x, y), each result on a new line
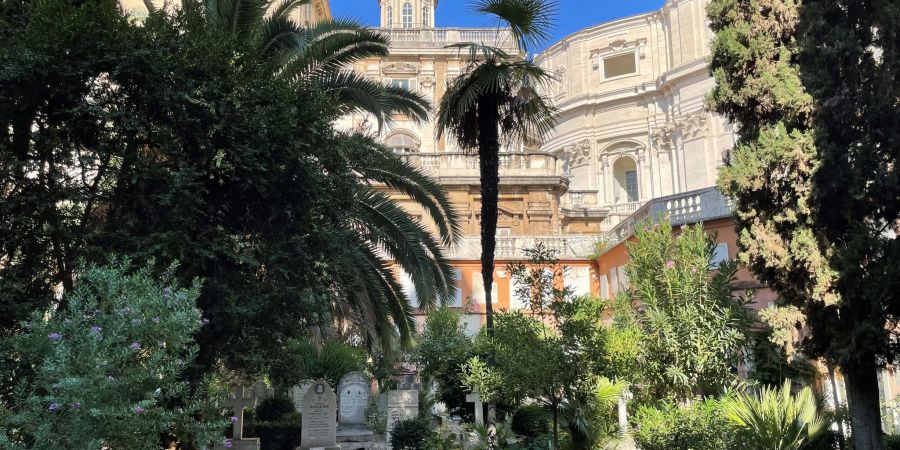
top-left (466, 393), bottom-right (484, 425)
top-left (225, 385), bottom-right (257, 440)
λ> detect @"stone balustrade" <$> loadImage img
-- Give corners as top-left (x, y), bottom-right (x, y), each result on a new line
top-left (445, 235), bottom-right (598, 260)
top-left (604, 187), bottom-right (733, 247)
top-left (380, 27), bottom-right (519, 51)
top-left (398, 152), bottom-right (560, 178)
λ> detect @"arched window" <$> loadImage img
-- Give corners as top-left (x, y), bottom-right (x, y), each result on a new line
top-left (613, 157), bottom-right (639, 203)
top-left (402, 2), bottom-right (413, 28)
top-left (385, 131), bottom-right (420, 155)
top-left (422, 5), bottom-right (430, 27)
top-left (386, 5), bottom-right (392, 28)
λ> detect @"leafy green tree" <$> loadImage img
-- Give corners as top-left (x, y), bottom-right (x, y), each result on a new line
top-left (708, 1), bottom-right (898, 446)
top-left (0, 262), bottom-right (225, 450)
top-left (415, 306), bottom-right (475, 421)
top-left (0, 0), bottom-right (457, 383)
top-left (724, 381), bottom-right (826, 450)
top-left (435, 0), bottom-right (557, 336)
top-left (463, 245), bottom-right (613, 449)
top-left (615, 220), bottom-right (753, 401)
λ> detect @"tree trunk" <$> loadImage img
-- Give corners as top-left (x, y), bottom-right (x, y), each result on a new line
top-left (844, 356), bottom-right (884, 450)
top-left (476, 101), bottom-right (500, 338)
top-left (552, 403), bottom-right (559, 450)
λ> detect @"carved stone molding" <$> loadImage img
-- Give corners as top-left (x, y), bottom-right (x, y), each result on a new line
top-left (590, 37), bottom-right (648, 67)
top-left (559, 139), bottom-right (591, 167)
top-left (554, 67), bottom-right (567, 99)
top-left (418, 73), bottom-right (436, 89)
top-left (675, 112), bottom-right (708, 139)
top-left (651, 124), bottom-right (676, 151)
top-left (381, 61), bottom-right (420, 75)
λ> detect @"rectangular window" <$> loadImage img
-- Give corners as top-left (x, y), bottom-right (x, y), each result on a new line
top-left (386, 78), bottom-right (414, 90)
top-left (603, 52), bottom-right (637, 79)
top-left (510, 270), bottom-right (529, 310)
top-left (625, 170), bottom-right (638, 202)
top-left (565, 266), bottom-right (592, 297)
top-left (710, 243), bottom-right (730, 269)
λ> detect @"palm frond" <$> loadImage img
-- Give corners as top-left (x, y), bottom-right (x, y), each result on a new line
top-left (316, 71), bottom-right (430, 130)
top-left (345, 139), bottom-right (461, 246)
top-left (472, 0), bottom-right (557, 52)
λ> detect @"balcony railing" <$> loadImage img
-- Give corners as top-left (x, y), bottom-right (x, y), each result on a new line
top-left (379, 27), bottom-right (519, 51)
top-left (398, 152), bottom-right (559, 178)
top-left (608, 201), bottom-right (640, 216)
top-left (446, 235), bottom-right (598, 260)
top-left (604, 187), bottom-right (733, 247)
top-left (561, 190), bottom-right (599, 208)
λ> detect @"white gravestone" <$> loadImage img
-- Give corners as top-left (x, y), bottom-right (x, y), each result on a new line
top-left (465, 393), bottom-right (484, 426)
top-left (221, 385), bottom-right (260, 450)
top-left (338, 372), bottom-right (370, 426)
top-left (386, 390), bottom-right (418, 443)
top-left (289, 379), bottom-right (315, 414)
top-left (299, 381), bottom-right (340, 450)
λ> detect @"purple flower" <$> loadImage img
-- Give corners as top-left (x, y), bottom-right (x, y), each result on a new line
top-left (231, 416), bottom-right (238, 423)
top-left (70, 402), bottom-right (81, 410)
top-left (223, 439), bottom-right (233, 449)
top-left (107, 375), bottom-right (115, 382)
top-left (130, 341), bottom-right (141, 350)
top-left (48, 332), bottom-right (61, 341)
top-left (163, 287), bottom-right (172, 297)
top-left (201, 318), bottom-right (209, 325)
top-left (665, 260), bottom-right (676, 269)
top-left (152, 317), bottom-right (160, 323)
top-left (134, 405), bottom-right (145, 414)
top-left (90, 326), bottom-right (102, 334)
top-left (131, 318), bottom-right (142, 325)
top-left (49, 402), bottom-right (60, 411)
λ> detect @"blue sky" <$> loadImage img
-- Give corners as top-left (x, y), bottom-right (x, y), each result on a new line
top-left (330, 0), bottom-right (667, 51)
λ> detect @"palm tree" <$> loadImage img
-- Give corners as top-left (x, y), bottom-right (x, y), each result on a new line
top-left (723, 380), bottom-right (828, 450)
top-left (435, 0), bottom-right (557, 336)
top-left (327, 136), bottom-right (461, 348)
top-left (152, 0), bottom-right (430, 128)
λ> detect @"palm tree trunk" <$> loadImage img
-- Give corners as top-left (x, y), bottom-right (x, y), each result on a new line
top-left (476, 101), bottom-right (500, 338)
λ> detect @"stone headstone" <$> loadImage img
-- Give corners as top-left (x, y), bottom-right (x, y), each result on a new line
top-left (289, 379), bottom-right (315, 414)
top-left (300, 381), bottom-right (339, 450)
top-left (222, 385), bottom-right (260, 450)
top-left (338, 372), bottom-right (370, 426)
top-left (386, 390), bottom-right (418, 443)
top-left (465, 393), bottom-right (484, 426)
top-left (251, 380), bottom-right (274, 402)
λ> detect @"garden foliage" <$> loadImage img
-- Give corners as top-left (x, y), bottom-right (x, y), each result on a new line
top-left (0, 263), bottom-right (224, 449)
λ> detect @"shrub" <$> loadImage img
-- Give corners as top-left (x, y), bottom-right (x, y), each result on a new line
top-left (366, 396), bottom-right (387, 434)
top-left (885, 434), bottom-right (900, 450)
top-left (0, 263), bottom-right (225, 450)
top-left (390, 416), bottom-right (434, 450)
top-left (270, 338), bottom-right (365, 388)
top-left (511, 405), bottom-right (550, 438)
top-left (255, 396), bottom-right (295, 421)
top-left (724, 381), bottom-right (826, 450)
top-left (245, 414), bottom-right (302, 450)
top-left (633, 399), bottom-right (735, 450)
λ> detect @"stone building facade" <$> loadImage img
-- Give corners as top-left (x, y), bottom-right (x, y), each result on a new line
top-left (341, 0), bottom-right (736, 330)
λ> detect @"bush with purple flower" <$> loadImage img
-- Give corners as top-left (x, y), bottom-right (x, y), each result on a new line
top-left (2, 263), bottom-right (227, 449)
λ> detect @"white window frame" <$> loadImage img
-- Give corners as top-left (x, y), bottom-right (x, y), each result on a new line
top-left (600, 50), bottom-right (639, 81)
top-left (401, 2), bottom-right (413, 28)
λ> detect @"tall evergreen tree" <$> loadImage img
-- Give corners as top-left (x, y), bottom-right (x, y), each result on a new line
top-left (708, 1), bottom-right (899, 447)
top-left (800, 1), bottom-right (900, 447)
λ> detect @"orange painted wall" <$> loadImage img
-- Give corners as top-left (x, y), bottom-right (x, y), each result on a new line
top-left (594, 217), bottom-right (775, 311)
